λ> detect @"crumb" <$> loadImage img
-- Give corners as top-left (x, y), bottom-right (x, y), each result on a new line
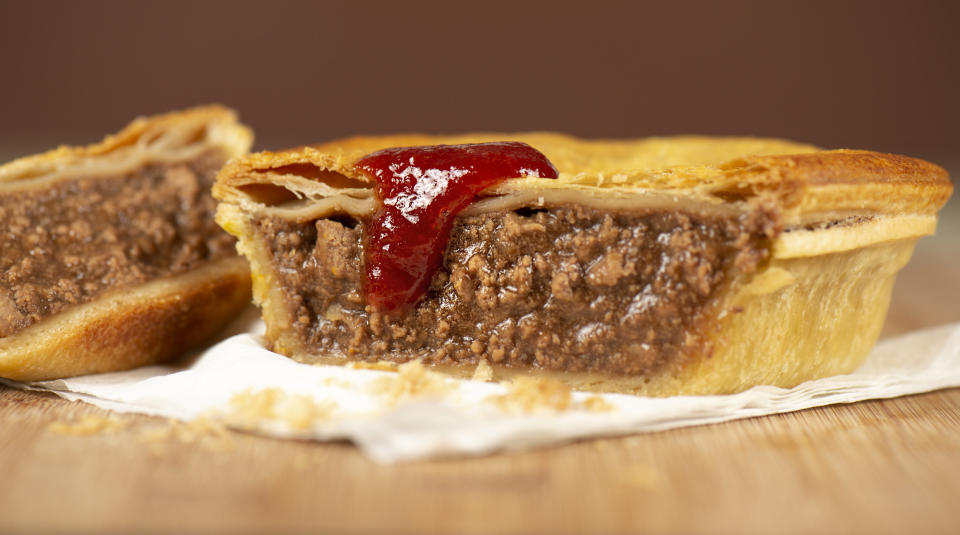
top-left (322, 377), bottom-right (355, 388)
top-left (139, 417), bottom-right (234, 454)
top-left (138, 421), bottom-right (174, 444)
top-left (49, 412), bottom-right (239, 454)
top-left (347, 360), bottom-right (399, 372)
top-left (581, 395), bottom-right (615, 412)
top-left (471, 359), bottom-right (494, 382)
top-left (373, 359), bottom-right (451, 405)
top-left (490, 376), bottom-right (572, 413)
top-left (180, 417), bottom-right (232, 444)
top-left (47, 414), bottom-right (127, 436)
top-left (225, 388), bottom-right (333, 430)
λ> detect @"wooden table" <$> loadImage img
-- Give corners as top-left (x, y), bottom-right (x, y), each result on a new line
top-left (2, 200), bottom-right (958, 535)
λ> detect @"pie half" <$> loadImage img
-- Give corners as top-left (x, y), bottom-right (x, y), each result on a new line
top-left (0, 106), bottom-right (253, 381)
top-left (214, 134), bottom-right (952, 395)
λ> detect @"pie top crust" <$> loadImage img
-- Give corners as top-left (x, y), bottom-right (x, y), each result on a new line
top-left (214, 133), bottom-right (951, 261)
top-left (216, 133), bottom-right (949, 214)
top-left (0, 104), bottom-right (252, 190)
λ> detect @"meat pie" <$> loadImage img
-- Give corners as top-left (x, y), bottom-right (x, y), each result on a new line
top-left (213, 134), bottom-right (951, 395)
top-left (0, 106), bottom-right (253, 380)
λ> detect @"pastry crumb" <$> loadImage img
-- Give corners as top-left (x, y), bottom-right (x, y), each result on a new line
top-left (347, 360), bottom-right (398, 372)
top-left (47, 414), bottom-right (127, 436)
top-left (46, 412), bottom-right (236, 453)
top-left (139, 417), bottom-right (234, 454)
top-left (373, 359), bottom-right (451, 404)
top-left (321, 377), bottom-right (355, 388)
top-left (225, 388), bottom-right (333, 430)
top-left (490, 376), bottom-right (572, 413)
top-left (471, 359), bottom-right (495, 382)
top-left (582, 395), bottom-right (615, 412)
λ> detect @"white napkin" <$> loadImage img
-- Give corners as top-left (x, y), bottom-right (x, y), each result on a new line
top-left (5, 308), bottom-right (960, 463)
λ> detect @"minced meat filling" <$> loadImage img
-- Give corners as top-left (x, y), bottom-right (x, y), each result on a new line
top-left (255, 205), bottom-right (777, 375)
top-left (0, 150), bottom-right (235, 337)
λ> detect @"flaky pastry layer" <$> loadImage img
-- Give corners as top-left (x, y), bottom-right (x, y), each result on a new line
top-left (215, 133), bottom-right (951, 230)
top-left (0, 105), bottom-right (252, 189)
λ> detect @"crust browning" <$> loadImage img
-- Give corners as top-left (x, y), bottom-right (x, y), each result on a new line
top-left (214, 134), bottom-right (952, 227)
top-left (0, 257), bottom-right (251, 381)
top-left (0, 105), bottom-right (252, 186)
top-left (716, 150), bottom-right (952, 221)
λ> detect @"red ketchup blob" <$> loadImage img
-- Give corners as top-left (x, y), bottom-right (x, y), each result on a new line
top-left (354, 142), bottom-right (559, 314)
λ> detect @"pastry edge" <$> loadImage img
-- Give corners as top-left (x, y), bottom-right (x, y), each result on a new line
top-left (0, 257), bottom-right (251, 381)
top-left (0, 104), bottom-right (253, 189)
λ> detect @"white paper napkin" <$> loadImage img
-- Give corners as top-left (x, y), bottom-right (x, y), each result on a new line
top-left (5, 308), bottom-right (960, 463)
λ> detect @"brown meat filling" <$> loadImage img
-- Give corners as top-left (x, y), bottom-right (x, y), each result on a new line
top-left (255, 205), bottom-right (778, 375)
top-left (0, 150), bottom-right (235, 337)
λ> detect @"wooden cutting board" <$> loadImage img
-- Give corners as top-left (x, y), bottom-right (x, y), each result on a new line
top-left (1, 206), bottom-right (958, 535)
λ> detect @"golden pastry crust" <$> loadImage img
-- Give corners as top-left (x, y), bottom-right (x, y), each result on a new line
top-left (0, 258), bottom-right (251, 381)
top-left (0, 105), bottom-right (252, 185)
top-left (0, 106), bottom-right (254, 381)
top-left (214, 134), bottom-right (951, 227)
top-left (214, 133), bottom-right (952, 395)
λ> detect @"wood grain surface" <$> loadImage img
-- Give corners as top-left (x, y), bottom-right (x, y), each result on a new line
top-left (1, 200), bottom-right (958, 535)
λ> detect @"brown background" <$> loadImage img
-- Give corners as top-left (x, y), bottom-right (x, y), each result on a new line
top-left (1, 0), bottom-right (958, 165)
